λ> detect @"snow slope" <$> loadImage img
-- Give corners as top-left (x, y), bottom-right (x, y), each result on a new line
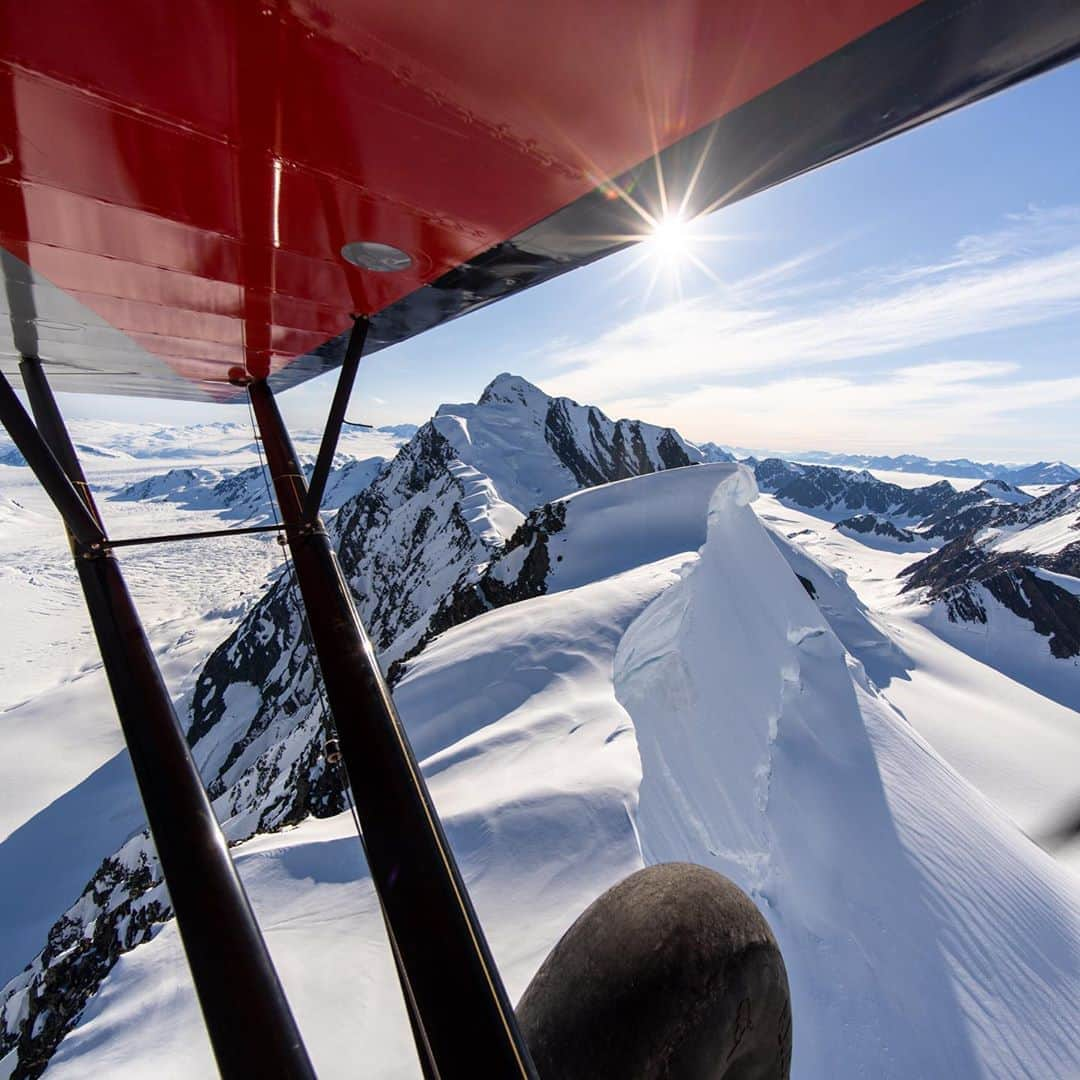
top-left (756, 495), bottom-right (1080, 858)
top-left (44, 549), bottom-right (681, 1079)
top-left (507, 462), bottom-right (733, 596)
top-left (0, 426), bottom-right (403, 991)
top-left (617, 469), bottom-right (1080, 1078)
top-left (38, 467), bottom-right (1080, 1079)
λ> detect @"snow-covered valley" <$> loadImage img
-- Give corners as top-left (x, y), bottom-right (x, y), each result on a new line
top-left (1, 381), bottom-right (1078, 1078)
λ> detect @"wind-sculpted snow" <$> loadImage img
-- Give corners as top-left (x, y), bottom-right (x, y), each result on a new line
top-left (763, 526), bottom-right (914, 690)
top-left (394, 464), bottom-right (736, 675)
top-left (614, 469), bottom-right (1080, 1078)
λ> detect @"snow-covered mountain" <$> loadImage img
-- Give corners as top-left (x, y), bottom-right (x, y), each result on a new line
top-left (1005, 460), bottom-right (1080, 485)
top-left (0, 374), bottom-right (706, 1073)
top-left (332, 373), bottom-right (701, 662)
top-left (748, 457), bottom-right (1080, 697)
top-left (751, 459), bottom-right (1034, 548)
top-left (911, 478), bottom-right (1032, 540)
top-left (689, 440), bottom-right (736, 463)
top-left (901, 480), bottom-right (1080, 698)
top-left (4, 379), bottom-right (1079, 1078)
top-left (752, 459), bottom-right (960, 520)
top-left (13, 465), bottom-right (1079, 1079)
top-left (770, 449), bottom-right (1080, 485)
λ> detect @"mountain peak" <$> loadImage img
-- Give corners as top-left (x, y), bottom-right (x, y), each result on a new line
top-left (477, 373), bottom-right (549, 408)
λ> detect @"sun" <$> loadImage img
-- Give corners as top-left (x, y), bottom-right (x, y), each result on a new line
top-left (646, 213), bottom-right (693, 262)
top-left (618, 210), bottom-right (719, 303)
top-left (591, 160), bottom-right (725, 302)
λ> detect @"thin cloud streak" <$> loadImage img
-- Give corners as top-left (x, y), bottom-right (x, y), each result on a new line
top-left (538, 205), bottom-right (1080, 458)
top-left (549, 243), bottom-right (1080, 402)
top-left (600, 364), bottom-right (1080, 459)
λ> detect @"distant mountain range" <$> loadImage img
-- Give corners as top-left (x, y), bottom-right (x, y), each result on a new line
top-left (751, 458), bottom-right (1034, 544)
top-left (902, 480), bottom-right (1080, 661)
top-left (5, 421), bottom-right (1076, 486)
top-left (749, 452), bottom-right (1080, 670)
top-left (110, 457), bottom-right (385, 521)
top-left (4, 374), bottom-right (1080, 1077)
top-left (739, 448), bottom-right (1080, 486)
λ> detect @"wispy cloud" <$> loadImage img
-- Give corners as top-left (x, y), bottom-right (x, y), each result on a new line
top-left (599, 363), bottom-right (1080, 458)
top-left (549, 251), bottom-right (1080, 401)
top-left (531, 205), bottom-right (1080, 451)
top-left (537, 205), bottom-right (1080, 457)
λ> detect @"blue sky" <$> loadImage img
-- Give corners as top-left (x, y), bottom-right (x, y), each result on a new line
top-left (63, 59), bottom-right (1080, 463)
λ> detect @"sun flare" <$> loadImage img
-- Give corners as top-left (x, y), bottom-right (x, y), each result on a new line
top-left (646, 213), bottom-right (693, 261)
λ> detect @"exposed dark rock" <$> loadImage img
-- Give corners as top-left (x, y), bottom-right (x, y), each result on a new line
top-left (751, 459), bottom-right (804, 494)
top-left (836, 514), bottom-right (918, 544)
top-left (901, 483), bottom-right (1080, 658)
top-left (903, 543), bottom-right (1080, 659)
top-left (389, 501), bottom-right (568, 683)
top-left (765, 464), bottom-right (955, 520)
top-left (544, 398), bottom-right (692, 489)
top-left (0, 836), bottom-right (168, 1080)
top-left (914, 480), bottom-right (1031, 541)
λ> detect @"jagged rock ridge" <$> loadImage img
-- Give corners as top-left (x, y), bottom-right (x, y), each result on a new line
top-left (901, 480), bottom-right (1080, 658)
top-left (752, 458), bottom-right (1033, 545)
top-left (0, 374), bottom-right (700, 1073)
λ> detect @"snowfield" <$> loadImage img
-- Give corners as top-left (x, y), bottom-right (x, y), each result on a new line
top-left (0, 425), bottom-right (407, 994)
top-left (2, 403), bottom-right (1080, 1079)
top-left (15, 465), bottom-right (1080, 1079)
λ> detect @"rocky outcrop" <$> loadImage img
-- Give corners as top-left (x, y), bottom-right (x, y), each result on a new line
top-left (0, 834), bottom-right (167, 1080)
top-left (836, 514), bottom-right (919, 544)
top-left (388, 501), bottom-right (569, 682)
top-left (901, 482), bottom-right (1080, 658)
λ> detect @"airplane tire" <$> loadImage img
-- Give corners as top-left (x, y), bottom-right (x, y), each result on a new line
top-left (516, 862), bottom-right (791, 1079)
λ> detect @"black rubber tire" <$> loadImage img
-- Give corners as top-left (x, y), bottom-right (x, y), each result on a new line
top-left (516, 863), bottom-right (792, 1079)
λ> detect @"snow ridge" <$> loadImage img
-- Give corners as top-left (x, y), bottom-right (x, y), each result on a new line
top-left (615, 468), bottom-right (1080, 1077)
